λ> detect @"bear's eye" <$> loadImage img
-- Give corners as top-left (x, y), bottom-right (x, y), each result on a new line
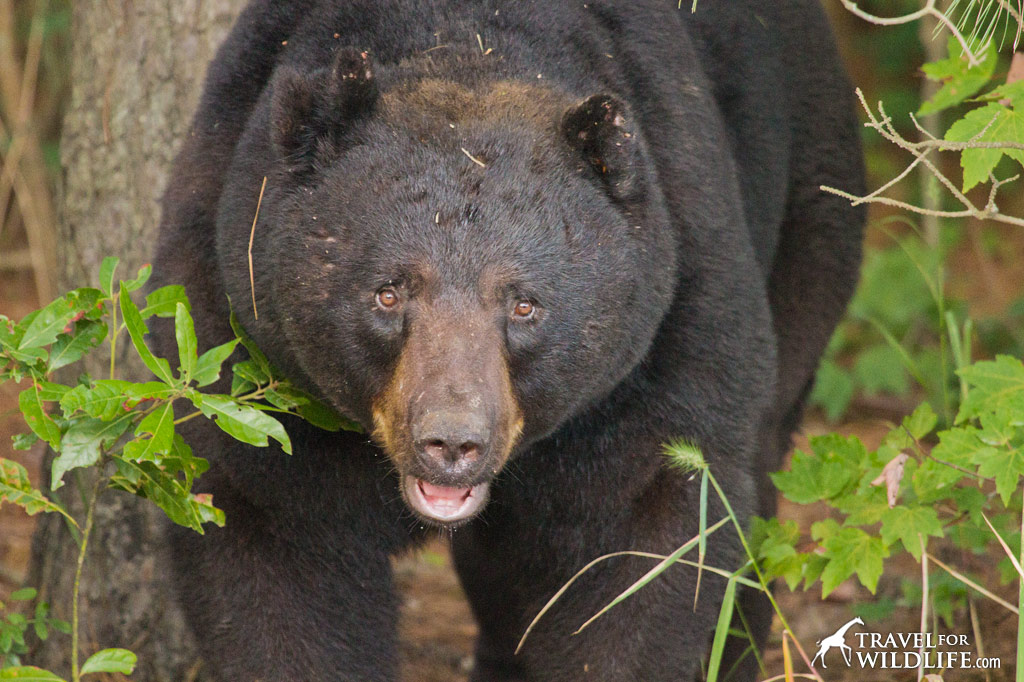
top-left (375, 287), bottom-right (400, 310)
top-left (512, 299), bottom-right (535, 320)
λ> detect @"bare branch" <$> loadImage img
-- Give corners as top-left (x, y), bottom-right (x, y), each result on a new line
top-left (825, 88), bottom-right (1024, 229)
top-left (841, 0), bottom-right (985, 66)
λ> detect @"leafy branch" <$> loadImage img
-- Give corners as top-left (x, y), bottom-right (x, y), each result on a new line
top-left (0, 257), bottom-right (360, 681)
top-left (822, 85), bottom-right (1024, 228)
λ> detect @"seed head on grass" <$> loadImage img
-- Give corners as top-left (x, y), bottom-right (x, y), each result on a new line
top-left (663, 438), bottom-right (707, 474)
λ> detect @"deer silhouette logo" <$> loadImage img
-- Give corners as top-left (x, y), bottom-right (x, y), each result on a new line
top-left (811, 617), bottom-right (864, 668)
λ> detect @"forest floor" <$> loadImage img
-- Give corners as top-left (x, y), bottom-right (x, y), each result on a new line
top-left (0, 269), bottom-right (1018, 681)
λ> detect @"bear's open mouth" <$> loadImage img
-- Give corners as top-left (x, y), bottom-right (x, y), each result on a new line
top-left (403, 476), bottom-right (489, 523)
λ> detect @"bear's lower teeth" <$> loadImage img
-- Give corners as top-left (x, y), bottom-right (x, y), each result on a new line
top-left (405, 476), bottom-right (489, 522)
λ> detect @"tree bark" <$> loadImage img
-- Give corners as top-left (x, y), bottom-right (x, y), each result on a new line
top-left (28, 2), bottom-right (244, 680)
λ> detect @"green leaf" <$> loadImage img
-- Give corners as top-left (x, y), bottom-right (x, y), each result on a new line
top-left (109, 459), bottom-right (221, 532)
top-left (835, 488), bottom-right (891, 525)
top-left (914, 426), bottom-right (990, 501)
top-left (230, 374), bottom-right (256, 397)
top-left (98, 257), bottom-right (119, 297)
top-left (35, 382), bottom-right (71, 402)
top-left (59, 381), bottom-right (132, 421)
top-left (18, 385), bottom-right (62, 448)
top-left (976, 80), bottom-right (1024, 109)
top-left (11, 432), bottom-right (39, 451)
top-left (0, 313), bottom-right (14, 341)
top-left (122, 402), bottom-right (175, 462)
top-left (80, 648), bottom-right (137, 675)
top-left (119, 285), bottom-right (175, 384)
top-left (853, 344), bottom-right (910, 396)
top-left (879, 505), bottom-right (944, 560)
top-left (33, 623), bottom-right (48, 643)
top-left (141, 285), bottom-right (189, 319)
top-left (3, 344), bottom-right (47, 368)
top-left (187, 392), bottom-right (292, 454)
top-left (164, 434), bottom-right (209, 489)
top-left (0, 667), bottom-right (66, 681)
top-left (957, 355), bottom-right (1024, 422)
top-left (229, 309), bottom-right (276, 378)
top-left (950, 486), bottom-right (987, 526)
top-left (9, 589), bottom-right (36, 601)
top-left (977, 409), bottom-right (1018, 447)
top-left (0, 458), bottom-right (72, 519)
top-left (51, 415), bottom-right (133, 490)
top-left (266, 385), bottom-right (362, 434)
top-left (751, 517), bottom-right (808, 591)
top-left (918, 37), bottom-right (996, 116)
top-left (264, 387), bottom-right (300, 410)
top-left (973, 444), bottom-right (1024, 505)
top-left (231, 359), bottom-right (269, 387)
top-left (33, 602), bottom-right (49, 641)
top-left (295, 396), bottom-right (360, 432)
top-left (48, 320), bottom-right (107, 372)
top-left (189, 492), bottom-right (225, 527)
top-left (818, 526), bottom-right (889, 596)
top-left (18, 296), bottom-right (76, 351)
top-left (945, 103), bottom-right (1024, 192)
top-left (850, 236), bottom-right (940, 335)
top-left (193, 339), bottom-right (239, 387)
top-left (122, 264), bottom-right (153, 292)
top-left (65, 287), bottom-right (106, 320)
top-left (770, 434), bottom-right (864, 504)
top-left (175, 303), bottom-right (198, 381)
top-left (9, 309), bottom-right (40, 341)
top-left (903, 402), bottom-right (938, 440)
top-left (809, 359), bottom-right (854, 422)
top-left (801, 554), bottom-right (828, 590)
top-left (121, 381), bottom-right (178, 403)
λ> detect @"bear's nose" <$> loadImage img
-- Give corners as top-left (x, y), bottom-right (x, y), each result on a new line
top-left (412, 411), bottom-right (490, 474)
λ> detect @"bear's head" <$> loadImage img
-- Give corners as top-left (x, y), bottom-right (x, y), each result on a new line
top-left (227, 48), bottom-right (678, 525)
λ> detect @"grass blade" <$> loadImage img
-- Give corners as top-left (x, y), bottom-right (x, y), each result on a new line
top-left (706, 575), bottom-right (738, 682)
top-left (572, 516), bottom-right (729, 635)
top-left (982, 512), bottom-right (1024, 580)
top-left (1018, 510), bottom-right (1024, 682)
top-left (783, 631), bottom-right (794, 682)
top-left (694, 468), bottom-right (708, 610)
top-left (927, 552), bottom-right (1018, 614)
top-left (516, 517), bottom-right (729, 653)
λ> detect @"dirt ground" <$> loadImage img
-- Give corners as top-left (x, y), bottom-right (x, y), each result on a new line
top-left (0, 268), bottom-right (1019, 681)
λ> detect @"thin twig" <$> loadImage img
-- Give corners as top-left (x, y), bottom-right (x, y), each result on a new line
top-left (460, 147), bottom-right (487, 168)
top-left (71, 474), bottom-right (105, 682)
top-left (248, 176), bottom-right (268, 321)
top-left (967, 596), bottom-right (992, 682)
top-left (918, 536), bottom-right (928, 682)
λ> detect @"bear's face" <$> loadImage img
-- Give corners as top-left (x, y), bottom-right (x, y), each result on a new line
top-left (254, 50), bottom-right (677, 525)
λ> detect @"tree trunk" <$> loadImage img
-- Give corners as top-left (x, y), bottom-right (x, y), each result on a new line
top-left (28, 2), bottom-right (244, 679)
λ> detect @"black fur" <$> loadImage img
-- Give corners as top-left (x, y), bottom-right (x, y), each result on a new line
top-left (153, 1), bottom-right (865, 680)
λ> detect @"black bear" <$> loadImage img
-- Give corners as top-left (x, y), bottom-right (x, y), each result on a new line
top-left (153, 1), bottom-right (864, 680)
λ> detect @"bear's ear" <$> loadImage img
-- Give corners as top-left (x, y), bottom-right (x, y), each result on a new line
top-left (271, 47), bottom-right (377, 165)
top-left (561, 94), bottom-right (643, 202)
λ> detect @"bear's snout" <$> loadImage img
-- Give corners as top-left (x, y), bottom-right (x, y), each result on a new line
top-left (371, 306), bottom-right (523, 524)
